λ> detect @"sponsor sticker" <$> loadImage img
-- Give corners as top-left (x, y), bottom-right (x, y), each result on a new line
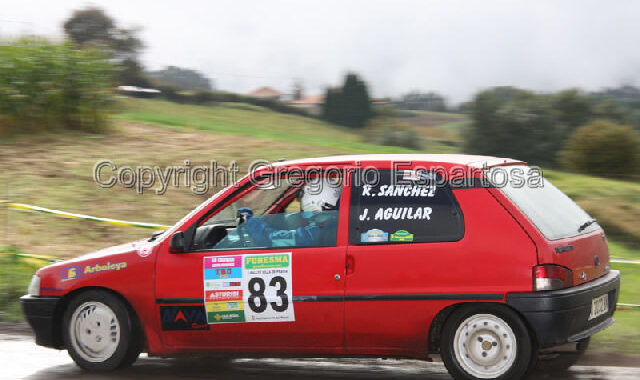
top-left (160, 306), bottom-right (209, 331)
top-left (60, 261), bottom-right (127, 281)
top-left (390, 229), bottom-right (414, 242)
top-left (83, 261), bottom-right (127, 274)
top-left (403, 170), bottom-right (422, 181)
top-left (61, 266), bottom-right (82, 282)
top-left (360, 229), bottom-right (388, 242)
top-left (203, 253), bottom-right (294, 324)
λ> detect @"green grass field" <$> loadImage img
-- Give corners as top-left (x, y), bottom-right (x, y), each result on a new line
top-left (0, 248), bottom-right (46, 322)
top-left (1, 98), bottom-right (639, 353)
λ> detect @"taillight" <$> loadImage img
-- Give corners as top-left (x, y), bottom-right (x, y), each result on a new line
top-left (533, 264), bottom-right (573, 291)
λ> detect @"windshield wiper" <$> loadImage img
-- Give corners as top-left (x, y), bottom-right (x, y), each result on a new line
top-left (578, 218), bottom-right (597, 232)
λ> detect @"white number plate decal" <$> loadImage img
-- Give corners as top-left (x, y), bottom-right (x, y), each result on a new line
top-left (203, 252), bottom-right (294, 324)
top-left (589, 294), bottom-right (609, 320)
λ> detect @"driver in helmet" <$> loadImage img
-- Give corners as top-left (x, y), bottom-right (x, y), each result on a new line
top-left (242, 177), bottom-right (341, 247)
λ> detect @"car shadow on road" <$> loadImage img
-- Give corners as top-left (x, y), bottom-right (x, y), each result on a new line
top-left (23, 355), bottom-right (622, 380)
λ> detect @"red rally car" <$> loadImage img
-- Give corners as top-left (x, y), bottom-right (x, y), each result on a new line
top-left (21, 154), bottom-right (620, 380)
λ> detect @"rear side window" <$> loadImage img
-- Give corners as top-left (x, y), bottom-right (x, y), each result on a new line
top-left (491, 166), bottom-right (598, 240)
top-left (349, 170), bottom-right (464, 244)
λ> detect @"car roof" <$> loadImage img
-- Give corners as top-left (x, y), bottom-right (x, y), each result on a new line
top-left (274, 154), bottom-right (524, 169)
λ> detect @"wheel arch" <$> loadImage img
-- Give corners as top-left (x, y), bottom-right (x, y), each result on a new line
top-left (428, 301), bottom-right (539, 354)
top-left (52, 286), bottom-right (146, 350)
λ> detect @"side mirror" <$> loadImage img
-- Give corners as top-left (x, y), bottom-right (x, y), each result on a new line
top-left (169, 231), bottom-right (185, 253)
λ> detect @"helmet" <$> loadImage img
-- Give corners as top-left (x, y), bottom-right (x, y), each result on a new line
top-left (299, 177), bottom-right (341, 213)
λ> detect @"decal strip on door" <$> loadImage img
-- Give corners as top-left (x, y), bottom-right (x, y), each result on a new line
top-left (203, 252), bottom-right (295, 324)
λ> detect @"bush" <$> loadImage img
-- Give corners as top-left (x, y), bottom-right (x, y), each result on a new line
top-left (363, 117), bottom-right (423, 150)
top-left (560, 120), bottom-right (640, 178)
top-left (0, 38), bottom-right (113, 135)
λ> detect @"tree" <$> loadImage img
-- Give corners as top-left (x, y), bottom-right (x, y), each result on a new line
top-left (465, 88), bottom-right (561, 165)
top-left (292, 80), bottom-right (304, 101)
top-left (323, 88), bottom-right (342, 124)
top-left (323, 73), bottom-right (372, 128)
top-left (147, 66), bottom-right (212, 91)
top-left (397, 91), bottom-right (447, 111)
top-left (551, 89), bottom-right (592, 130)
top-left (64, 7), bottom-right (147, 86)
top-left (560, 121), bottom-right (639, 178)
top-left (117, 58), bottom-right (153, 88)
top-left (64, 7), bottom-right (142, 59)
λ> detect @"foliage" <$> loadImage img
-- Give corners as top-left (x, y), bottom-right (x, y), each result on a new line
top-left (117, 58), bottom-right (153, 88)
top-left (551, 88), bottom-right (592, 130)
top-left (147, 66), bottom-right (212, 91)
top-left (322, 73), bottom-right (373, 128)
top-left (64, 6), bottom-right (142, 59)
top-left (396, 91), bottom-right (447, 112)
top-left (560, 121), bottom-right (640, 178)
top-left (465, 85), bottom-right (638, 167)
top-left (0, 38), bottom-right (113, 135)
top-left (363, 117), bottom-right (423, 150)
top-left (0, 248), bottom-right (47, 322)
top-left (465, 88), bottom-right (561, 165)
top-left (64, 7), bottom-right (147, 86)
top-left (590, 85), bottom-right (640, 129)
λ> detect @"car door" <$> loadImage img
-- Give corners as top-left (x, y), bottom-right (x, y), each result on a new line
top-left (344, 168), bottom-right (466, 356)
top-left (155, 172), bottom-right (348, 352)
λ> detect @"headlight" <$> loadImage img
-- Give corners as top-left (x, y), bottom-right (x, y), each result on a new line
top-left (27, 275), bottom-right (40, 296)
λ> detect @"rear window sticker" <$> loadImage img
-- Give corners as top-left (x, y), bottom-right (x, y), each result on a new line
top-left (390, 230), bottom-right (414, 242)
top-left (361, 229), bottom-right (388, 242)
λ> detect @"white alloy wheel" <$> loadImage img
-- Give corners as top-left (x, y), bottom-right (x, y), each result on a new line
top-left (452, 313), bottom-right (517, 379)
top-left (69, 301), bottom-right (121, 363)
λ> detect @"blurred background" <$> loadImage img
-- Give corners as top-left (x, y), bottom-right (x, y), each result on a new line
top-left (1, 0), bottom-right (639, 359)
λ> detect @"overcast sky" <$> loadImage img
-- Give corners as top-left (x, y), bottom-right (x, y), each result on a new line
top-left (2, 0), bottom-right (639, 103)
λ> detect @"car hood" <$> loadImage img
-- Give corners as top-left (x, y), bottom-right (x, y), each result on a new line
top-left (39, 239), bottom-right (155, 274)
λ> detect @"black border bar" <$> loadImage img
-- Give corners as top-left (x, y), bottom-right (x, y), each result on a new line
top-left (156, 293), bottom-right (503, 304)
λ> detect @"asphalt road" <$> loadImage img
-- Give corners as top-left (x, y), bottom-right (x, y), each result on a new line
top-left (2, 332), bottom-right (640, 380)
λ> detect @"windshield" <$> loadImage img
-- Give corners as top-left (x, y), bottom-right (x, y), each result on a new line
top-left (490, 167), bottom-right (599, 240)
top-left (203, 178), bottom-right (298, 226)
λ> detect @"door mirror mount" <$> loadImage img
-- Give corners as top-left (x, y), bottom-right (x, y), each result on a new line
top-left (170, 231), bottom-right (186, 253)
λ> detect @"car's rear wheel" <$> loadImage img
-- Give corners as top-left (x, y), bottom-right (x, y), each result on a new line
top-left (441, 304), bottom-right (533, 380)
top-left (63, 290), bottom-right (142, 371)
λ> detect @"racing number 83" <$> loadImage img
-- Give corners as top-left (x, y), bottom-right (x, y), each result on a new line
top-left (247, 276), bottom-right (289, 313)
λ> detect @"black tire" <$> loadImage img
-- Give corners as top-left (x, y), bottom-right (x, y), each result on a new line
top-left (63, 290), bottom-right (142, 371)
top-left (440, 304), bottom-right (534, 380)
top-left (535, 337), bottom-right (589, 373)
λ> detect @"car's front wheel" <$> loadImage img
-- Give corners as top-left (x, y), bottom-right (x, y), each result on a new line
top-left (63, 290), bottom-right (142, 371)
top-left (441, 304), bottom-right (534, 380)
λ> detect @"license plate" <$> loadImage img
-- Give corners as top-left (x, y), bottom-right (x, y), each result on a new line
top-left (589, 294), bottom-right (609, 320)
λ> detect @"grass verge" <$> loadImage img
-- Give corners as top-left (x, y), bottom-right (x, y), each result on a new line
top-left (0, 248), bottom-right (49, 322)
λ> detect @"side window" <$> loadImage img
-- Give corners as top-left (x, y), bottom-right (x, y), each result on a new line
top-left (349, 169), bottom-right (464, 244)
top-left (193, 175), bottom-right (342, 251)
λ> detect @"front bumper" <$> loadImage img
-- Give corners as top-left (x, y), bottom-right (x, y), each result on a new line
top-left (506, 270), bottom-right (620, 348)
top-left (20, 295), bottom-right (63, 348)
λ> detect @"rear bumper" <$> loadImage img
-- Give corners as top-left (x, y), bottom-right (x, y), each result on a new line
top-left (506, 270), bottom-right (620, 348)
top-left (20, 295), bottom-right (63, 348)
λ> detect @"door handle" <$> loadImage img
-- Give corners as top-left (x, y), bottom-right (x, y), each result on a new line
top-left (334, 274), bottom-right (341, 281)
top-left (346, 254), bottom-right (355, 275)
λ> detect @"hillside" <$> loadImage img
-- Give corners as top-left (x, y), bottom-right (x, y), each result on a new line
top-left (2, 97), bottom-right (639, 257)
